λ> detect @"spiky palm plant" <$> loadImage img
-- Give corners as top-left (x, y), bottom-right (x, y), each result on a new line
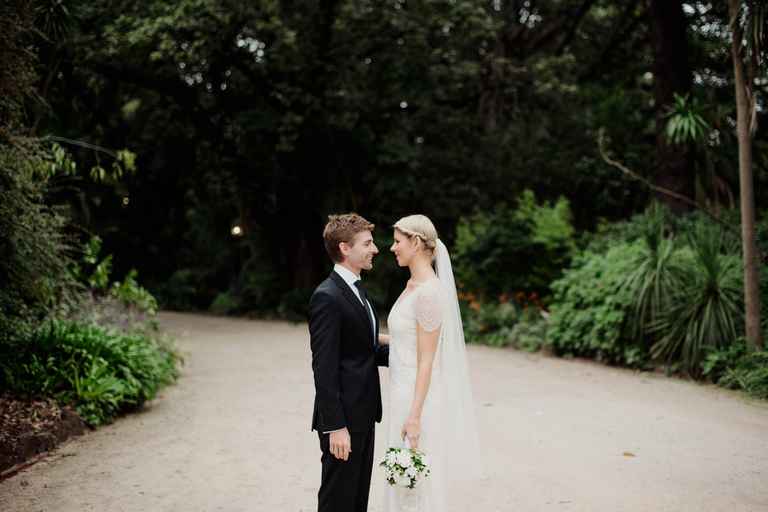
top-left (650, 224), bottom-right (744, 375)
top-left (622, 207), bottom-right (685, 344)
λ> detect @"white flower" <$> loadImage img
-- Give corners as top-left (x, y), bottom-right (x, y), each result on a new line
top-left (396, 473), bottom-right (412, 487)
top-left (405, 466), bottom-right (418, 478)
top-left (395, 451), bottom-right (413, 468)
top-left (386, 451), bottom-right (398, 465)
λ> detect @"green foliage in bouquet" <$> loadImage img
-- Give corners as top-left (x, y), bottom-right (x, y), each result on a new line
top-left (380, 447), bottom-right (431, 489)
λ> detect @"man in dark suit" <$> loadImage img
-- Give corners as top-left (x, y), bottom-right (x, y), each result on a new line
top-left (308, 213), bottom-right (389, 512)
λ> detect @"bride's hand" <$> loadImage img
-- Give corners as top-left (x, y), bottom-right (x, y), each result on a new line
top-left (378, 334), bottom-right (390, 345)
top-left (401, 417), bottom-right (421, 449)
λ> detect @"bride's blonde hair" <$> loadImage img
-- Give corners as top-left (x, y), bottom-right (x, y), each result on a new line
top-left (393, 214), bottom-right (438, 260)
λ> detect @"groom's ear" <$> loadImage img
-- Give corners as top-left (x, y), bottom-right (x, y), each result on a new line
top-left (338, 240), bottom-right (351, 260)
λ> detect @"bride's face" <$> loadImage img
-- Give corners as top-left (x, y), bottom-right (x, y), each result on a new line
top-left (390, 229), bottom-right (417, 267)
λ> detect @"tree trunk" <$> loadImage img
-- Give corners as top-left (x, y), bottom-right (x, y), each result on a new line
top-left (648, 0), bottom-right (694, 214)
top-left (729, 0), bottom-right (763, 349)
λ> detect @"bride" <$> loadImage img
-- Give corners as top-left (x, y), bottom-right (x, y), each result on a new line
top-left (379, 214), bottom-right (482, 511)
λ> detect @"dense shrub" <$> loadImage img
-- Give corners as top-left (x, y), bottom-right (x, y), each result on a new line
top-left (508, 310), bottom-right (550, 352)
top-left (0, 319), bottom-right (180, 426)
top-left (547, 242), bottom-right (648, 367)
top-left (757, 212), bottom-right (768, 335)
top-left (718, 350), bottom-right (768, 399)
top-left (549, 206), bottom-right (768, 386)
top-left (0, 144), bottom-right (79, 344)
top-left (1, 219), bottom-right (180, 426)
top-left (155, 268), bottom-right (204, 311)
top-left (702, 341), bottom-right (768, 399)
top-left (463, 301), bottom-right (519, 347)
top-left (462, 294), bottom-right (550, 351)
top-left (453, 190), bottom-right (575, 299)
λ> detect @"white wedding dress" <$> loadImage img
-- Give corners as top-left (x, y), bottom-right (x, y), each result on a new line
top-left (384, 278), bottom-right (447, 512)
top-left (382, 240), bottom-right (483, 512)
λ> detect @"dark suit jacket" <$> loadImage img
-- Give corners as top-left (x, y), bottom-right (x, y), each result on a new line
top-left (309, 271), bottom-right (389, 433)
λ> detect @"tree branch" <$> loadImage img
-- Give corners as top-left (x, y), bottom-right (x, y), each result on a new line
top-left (597, 128), bottom-right (732, 229)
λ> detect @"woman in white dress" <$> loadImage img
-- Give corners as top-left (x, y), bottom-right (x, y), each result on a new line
top-left (380, 214), bottom-right (482, 512)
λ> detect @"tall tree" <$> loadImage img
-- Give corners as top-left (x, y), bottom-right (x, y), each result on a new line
top-left (648, 0), bottom-right (694, 213)
top-left (729, 0), bottom-right (764, 349)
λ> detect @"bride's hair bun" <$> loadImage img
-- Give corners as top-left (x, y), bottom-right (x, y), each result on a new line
top-left (393, 215), bottom-right (438, 257)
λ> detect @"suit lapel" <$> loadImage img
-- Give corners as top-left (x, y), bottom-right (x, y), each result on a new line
top-left (330, 271), bottom-right (375, 344)
top-left (373, 306), bottom-right (379, 345)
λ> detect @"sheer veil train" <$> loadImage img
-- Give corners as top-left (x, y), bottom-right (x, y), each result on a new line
top-left (432, 239), bottom-right (483, 484)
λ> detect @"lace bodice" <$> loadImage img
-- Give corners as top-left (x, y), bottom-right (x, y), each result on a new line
top-left (386, 278), bottom-right (444, 372)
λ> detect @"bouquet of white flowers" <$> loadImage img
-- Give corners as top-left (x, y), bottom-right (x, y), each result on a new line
top-left (379, 442), bottom-right (431, 489)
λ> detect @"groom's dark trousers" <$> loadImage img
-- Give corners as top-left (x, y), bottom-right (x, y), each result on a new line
top-left (317, 426), bottom-right (375, 512)
top-left (309, 271), bottom-right (388, 512)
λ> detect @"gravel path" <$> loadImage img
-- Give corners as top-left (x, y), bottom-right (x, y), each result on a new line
top-left (1, 311), bottom-right (766, 511)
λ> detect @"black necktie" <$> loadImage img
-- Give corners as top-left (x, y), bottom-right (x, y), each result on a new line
top-left (354, 280), bottom-right (369, 307)
top-left (354, 281), bottom-right (375, 338)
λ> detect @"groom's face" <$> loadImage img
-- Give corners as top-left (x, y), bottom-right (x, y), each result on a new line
top-left (341, 230), bottom-right (378, 273)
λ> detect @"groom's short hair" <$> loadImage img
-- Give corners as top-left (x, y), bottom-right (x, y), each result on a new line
top-left (323, 213), bottom-right (375, 263)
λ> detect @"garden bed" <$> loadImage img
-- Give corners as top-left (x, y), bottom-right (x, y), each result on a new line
top-left (0, 394), bottom-right (86, 479)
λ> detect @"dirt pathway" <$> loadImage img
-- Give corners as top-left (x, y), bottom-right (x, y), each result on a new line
top-left (1, 312), bottom-right (766, 511)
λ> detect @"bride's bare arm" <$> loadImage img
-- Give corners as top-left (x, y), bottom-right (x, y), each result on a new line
top-left (378, 333), bottom-right (390, 345)
top-left (402, 324), bottom-right (440, 448)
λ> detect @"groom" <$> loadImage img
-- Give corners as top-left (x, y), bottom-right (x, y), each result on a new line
top-left (308, 213), bottom-right (389, 512)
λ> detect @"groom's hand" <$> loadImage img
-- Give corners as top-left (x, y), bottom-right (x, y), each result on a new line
top-left (329, 428), bottom-right (352, 461)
